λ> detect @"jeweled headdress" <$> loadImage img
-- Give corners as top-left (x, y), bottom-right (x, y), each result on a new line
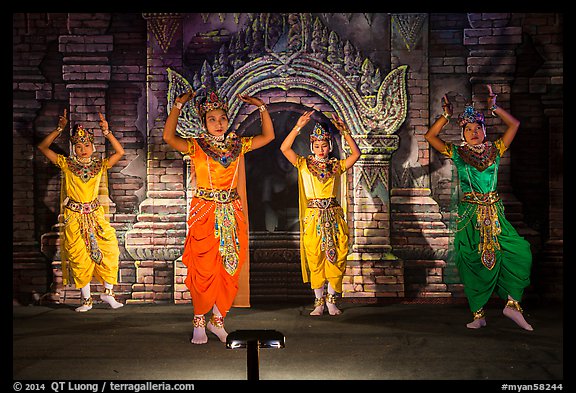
top-left (458, 105), bottom-right (485, 128)
top-left (70, 124), bottom-right (94, 145)
top-left (309, 123), bottom-right (333, 153)
top-left (310, 123), bottom-right (331, 142)
top-left (194, 90), bottom-right (229, 125)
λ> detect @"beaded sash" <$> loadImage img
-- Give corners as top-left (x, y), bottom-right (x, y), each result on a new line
top-left (307, 198), bottom-right (341, 265)
top-left (64, 197), bottom-right (104, 265)
top-left (461, 191), bottom-right (502, 270)
top-left (196, 187), bottom-right (239, 203)
top-left (307, 197), bottom-right (339, 209)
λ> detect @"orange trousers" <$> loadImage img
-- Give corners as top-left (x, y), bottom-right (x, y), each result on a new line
top-left (182, 197), bottom-right (248, 317)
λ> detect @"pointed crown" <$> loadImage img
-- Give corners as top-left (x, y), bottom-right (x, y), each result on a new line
top-left (70, 124), bottom-right (94, 145)
top-left (310, 123), bottom-right (331, 143)
top-left (458, 104), bottom-right (485, 128)
top-left (194, 90), bottom-right (229, 124)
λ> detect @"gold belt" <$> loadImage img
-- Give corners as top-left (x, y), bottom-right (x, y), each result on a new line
top-left (307, 197), bottom-right (339, 209)
top-left (462, 191), bottom-right (500, 205)
top-left (196, 187), bottom-right (239, 203)
top-left (64, 198), bottom-right (100, 214)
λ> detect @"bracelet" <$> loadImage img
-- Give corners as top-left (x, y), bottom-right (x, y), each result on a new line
top-left (258, 104), bottom-right (267, 113)
top-left (341, 129), bottom-right (351, 137)
top-left (293, 125), bottom-right (301, 134)
top-left (102, 129), bottom-right (111, 137)
top-left (442, 113), bottom-right (451, 123)
top-left (175, 102), bottom-right (183, 110)
top-left (55, 126), bottom-right (64, 133)
top-left (489, 104), bottom-right (498, 116)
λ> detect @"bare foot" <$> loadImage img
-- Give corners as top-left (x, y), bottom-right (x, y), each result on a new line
top-left (326, 302), bottom-right (342, 316)
top-left (310, 305), bottom-right (324, 316)
top-left (207, 315), bottom-right (228, 342)
top-left (191, 315), bottom-right (208, 344)
top-left (466, 318), bottom-right (486, 329)
top-left (191, 327), bottom-right (208, 344)
top-left (503, 306), bottom-right (533, 331)
top-left (75, 298), bottom-right (93, 313)
top-left (310, 297), bottom-right (325, 316)
top-left (101, 293), bottom-right (124, 309)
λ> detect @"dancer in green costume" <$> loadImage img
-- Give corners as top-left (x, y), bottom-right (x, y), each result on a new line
top-left (425, 85), bottom-right (533, 331)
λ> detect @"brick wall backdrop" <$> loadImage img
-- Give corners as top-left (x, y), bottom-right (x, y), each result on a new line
top-left (13, 12), bottom-right (563, 306)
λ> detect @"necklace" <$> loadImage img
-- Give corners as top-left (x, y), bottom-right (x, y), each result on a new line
top-left (464, 142), bottom-right (485, 154)
top-left (205, 132), bottom-right (225, 142)
top-left (67, 155), bottom-right (101, 182)
top-left (206, 153), bottom-right (239, 202)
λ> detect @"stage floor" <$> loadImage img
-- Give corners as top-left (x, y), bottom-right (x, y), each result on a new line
top-left (12, 300), bottom-right (564, 385)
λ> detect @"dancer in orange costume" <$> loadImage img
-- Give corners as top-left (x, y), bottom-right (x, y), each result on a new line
top-left (163, 90), bottom-right (274, 344)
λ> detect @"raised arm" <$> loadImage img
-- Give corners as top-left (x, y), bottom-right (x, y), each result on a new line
top-left (280, 110), bottom-right (313, 166)
top-left (163, 90), bottom-right (194, 153)
top-left (37, 109), bottom-right (68, 165)
top-left (486, 85), bottom-right (520, 148)
top-left (237, 94), bottom-right (275, 150)
top-left (99, 112), bottom-right (125, 168)
top-left (424, 95), bottom-right (452, 153)
top-left (330, 114), bottom-right (361, 170)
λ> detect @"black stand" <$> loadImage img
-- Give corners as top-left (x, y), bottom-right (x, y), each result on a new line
top-left (226, 329), bottom-right (285, 380)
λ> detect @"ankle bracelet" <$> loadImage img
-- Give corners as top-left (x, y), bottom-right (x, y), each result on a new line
top-left (210, 315), bottom-right (225, 328)
top-left (325, 293), bottom-right (338, 304)
top-left (103, 288), bottom-right (116, 297)
top-left (505, 299), bottom-right (523, 313)
top-left (193, 315), bottom-right (206, 328)
top-left (472, 308), bottom-right (485, 320)
top-left (313, 297), bottom-right (325, 307)
top-left (81, 297), bottom-right (93, 306)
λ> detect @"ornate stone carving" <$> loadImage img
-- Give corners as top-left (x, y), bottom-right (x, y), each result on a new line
top-left (142, 13), bottom-right (182, 53)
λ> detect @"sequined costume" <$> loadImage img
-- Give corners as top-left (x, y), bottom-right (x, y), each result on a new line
top-left (182, 133), bottom-right (253, 317)
top-left (442, 138), bottom-right (532, 313)
top-left (295, 155), bottom-right (350, 292)
top-left (56, 154), bottom-right (120, 288)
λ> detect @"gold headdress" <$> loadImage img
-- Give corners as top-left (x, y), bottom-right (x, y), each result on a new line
top-left (70, 124), bottom-right (94, 145)
top-left (310, 123), bottom-right (331, 142)
top-left (194, 90), bottom-right (229, 125)
top-left (309, 123), bottom-right (333, 153)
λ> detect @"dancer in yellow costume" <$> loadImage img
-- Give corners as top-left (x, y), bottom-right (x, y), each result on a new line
top-left (281, 110), bottom-right (361, 315)
top-left (37, 109), bottom-right (125, 312)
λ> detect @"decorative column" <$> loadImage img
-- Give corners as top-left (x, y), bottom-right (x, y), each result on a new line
top-left (344, 134), bottom-right (404, 299)
top-left (124, 13), bottom-right (187, 304)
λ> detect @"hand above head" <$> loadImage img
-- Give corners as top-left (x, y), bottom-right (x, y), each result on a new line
top-left (296, 110), bottom-right (314, 128)
top-left (486, 84), bottom-right (497, 108)
top-left (330, 113), bottom-right (350, 134)
top-left (57, 108), bottom-right (68, 130)
top-left (441, 95), bottom-right (453, 117)
top-left (176, 89), bottom-right (196, 104)
top-left (237, 93), bottom-right (264, 107)
top-left (98, 112), bottom-right (109, 132)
